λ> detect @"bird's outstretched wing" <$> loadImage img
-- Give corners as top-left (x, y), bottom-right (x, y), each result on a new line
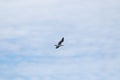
top-left (58, 37), bottom-right (64, 45)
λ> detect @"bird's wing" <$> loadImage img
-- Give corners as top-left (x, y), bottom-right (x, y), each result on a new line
top-left (58, 37), bottom-right (64, 45)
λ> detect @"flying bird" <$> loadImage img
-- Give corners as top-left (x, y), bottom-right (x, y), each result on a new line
top-left (55, 37), bottom-right (64, 49)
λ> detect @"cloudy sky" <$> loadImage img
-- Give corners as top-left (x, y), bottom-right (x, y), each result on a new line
top-left (0, 0), bottom-right (120, 80)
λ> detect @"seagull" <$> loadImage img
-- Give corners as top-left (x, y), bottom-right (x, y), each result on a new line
top-left (55, 37), bottom-right (64, 49)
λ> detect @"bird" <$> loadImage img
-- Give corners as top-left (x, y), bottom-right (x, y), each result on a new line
top-left (54, 37), bottom-right (64, 49)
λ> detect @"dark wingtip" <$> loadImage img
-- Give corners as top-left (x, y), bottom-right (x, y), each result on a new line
top-left (62, 37), bottom-right (64, 40)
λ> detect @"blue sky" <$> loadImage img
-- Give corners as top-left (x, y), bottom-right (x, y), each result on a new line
top-left (0, 0), bottom-right (120, 80)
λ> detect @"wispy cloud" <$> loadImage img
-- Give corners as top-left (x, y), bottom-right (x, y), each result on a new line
top-left (0, 0), bottom-right (120, 80)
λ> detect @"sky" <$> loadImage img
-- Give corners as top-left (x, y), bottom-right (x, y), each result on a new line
top-left (0, 0), bottom-right (120, 80)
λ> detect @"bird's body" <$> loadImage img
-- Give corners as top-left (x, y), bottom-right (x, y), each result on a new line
top-left (55, 37), bottom-right (64, 49)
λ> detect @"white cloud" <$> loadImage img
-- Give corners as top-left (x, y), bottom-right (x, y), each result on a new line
top-left (1, 55), bottom-right (120, 80)
top-left (0, 0), bottom-right (119, 56)
top-left (0, 0), bottom-right (120, 80)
